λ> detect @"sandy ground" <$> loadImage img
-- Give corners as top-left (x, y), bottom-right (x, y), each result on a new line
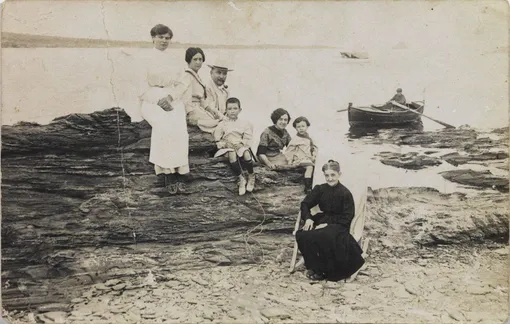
top-left (4, 236), bottom-right (508, 324)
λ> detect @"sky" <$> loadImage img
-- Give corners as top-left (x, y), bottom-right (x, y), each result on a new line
top-left (2, 0), bottom-right (508, 53)
top-left (1, 0), bottom-right (508, 128)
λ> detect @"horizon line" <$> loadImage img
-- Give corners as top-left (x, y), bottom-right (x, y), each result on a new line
top-left (1, 32), bottom-right (356, 50)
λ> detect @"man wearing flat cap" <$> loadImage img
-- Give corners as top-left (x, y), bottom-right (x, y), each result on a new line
top-left (206, 59), bottom-right (233, 117)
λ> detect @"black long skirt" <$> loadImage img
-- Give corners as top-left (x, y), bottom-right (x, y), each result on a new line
top-left (296, 224), bottom-right (364, 281)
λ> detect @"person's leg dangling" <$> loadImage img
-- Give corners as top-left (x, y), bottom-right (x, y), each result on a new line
top-left (165, 173), bottom-right (178, 195)
top-left (229, 152), bottom-right (246, 196)
top-left (242, 150), bottom-right (255, 193)
top-left (303, 166), bottom-right (314, 194)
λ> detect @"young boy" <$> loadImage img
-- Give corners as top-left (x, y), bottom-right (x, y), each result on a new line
top-left (284, 116), bottom-right (318, 193)
top-left (213, 97), bottom-right (255, 195)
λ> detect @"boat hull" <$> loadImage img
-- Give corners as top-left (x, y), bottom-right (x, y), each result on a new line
top-left (348, 101), bottom-right (424, 127)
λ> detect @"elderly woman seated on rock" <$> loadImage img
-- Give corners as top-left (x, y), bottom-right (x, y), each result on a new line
top-left (295, 160), bottom-right (365, 281)
top-left (256, 108), bottom-right (293, 170)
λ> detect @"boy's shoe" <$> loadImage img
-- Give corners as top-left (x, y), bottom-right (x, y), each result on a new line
top-left (246, 174), bottom-right (255, 192)
top-left (238, 175), bottom-right (247, 196)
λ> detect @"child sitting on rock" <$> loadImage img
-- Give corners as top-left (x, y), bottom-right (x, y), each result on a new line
top-left (284, 116), bottom-right (318, 193)
top-left (213, 97), bottom-right (255, 196)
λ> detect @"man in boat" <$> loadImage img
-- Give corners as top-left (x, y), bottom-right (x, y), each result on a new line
top-left (206, 59), bottom-right (233, 117)
top-left (388, 88), bottom-right (406, 105)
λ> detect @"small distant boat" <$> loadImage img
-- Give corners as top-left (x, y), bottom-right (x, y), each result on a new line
top-left (347, 101), bottom-right (425, 127)
top-left (340, 52), bottom-right (369, 59)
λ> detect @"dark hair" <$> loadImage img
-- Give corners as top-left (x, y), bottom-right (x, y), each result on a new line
top-left (293, 116), bottom-right (310, 128)
top-left (226, 97), bottom-right (241, 109)
top-left (322, 159), bottom-right (341, 173)
top-left (270, 108), bottom-right (291, 124)
top-left (185, 47), bottom-right (205, 64)
top-left (150, 24), bottom-right (173, 38)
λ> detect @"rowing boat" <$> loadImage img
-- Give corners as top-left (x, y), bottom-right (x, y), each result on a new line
top-left (347, 101), bottom-right (425, 127)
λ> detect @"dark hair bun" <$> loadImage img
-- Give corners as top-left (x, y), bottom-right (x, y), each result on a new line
top-left (322, 159), bottom-right (341, 173)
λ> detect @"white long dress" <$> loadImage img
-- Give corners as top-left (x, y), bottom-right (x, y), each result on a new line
top-left (139, 48), bottom-right (189, 175)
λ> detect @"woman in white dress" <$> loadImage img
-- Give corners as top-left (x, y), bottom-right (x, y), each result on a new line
top-left (139, 24), bottom-right (190, 195)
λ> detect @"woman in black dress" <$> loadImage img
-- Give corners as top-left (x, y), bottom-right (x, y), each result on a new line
top-left (295, 160), bottom-right (365, 281)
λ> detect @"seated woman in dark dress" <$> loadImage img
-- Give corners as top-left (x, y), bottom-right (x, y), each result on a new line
top-left (256, 108), bottom-right (292, 169)
top-left (295, 160), bottom-right (365, 281)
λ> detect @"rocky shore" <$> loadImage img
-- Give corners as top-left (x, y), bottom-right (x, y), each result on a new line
top-left (2, 109), bottom-right (508, 323)
top-left (356, 125), bottom-right (509, 192)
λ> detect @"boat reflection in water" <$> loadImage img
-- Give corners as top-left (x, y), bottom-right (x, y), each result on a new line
top-left (348, 120), bottom-right (424, 139)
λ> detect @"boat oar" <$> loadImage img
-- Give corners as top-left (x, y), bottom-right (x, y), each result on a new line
top-left (289, 212), bottom-right (302, 273)
top-left (390, 101), bottom-right (455, 129)
top-left (337, 103), bottom-right (354, 113)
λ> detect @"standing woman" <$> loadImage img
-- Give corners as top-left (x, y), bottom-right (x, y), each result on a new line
top-left (140, 24), bottom-right (190, 194)
top-left (295, 160), bottom-right (365, 281)
top-left (176, 47), bottom-right (221, 133)
top-left (256, 108), bottom-right (292, 169)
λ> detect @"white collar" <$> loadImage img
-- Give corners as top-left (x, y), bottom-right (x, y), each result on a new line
top-left (152, 47), bottom-right (167, 55)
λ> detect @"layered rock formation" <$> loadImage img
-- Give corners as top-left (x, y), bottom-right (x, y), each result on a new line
top-left (2, 108), bottom-right (508, 319)
top-left (366, 187), bottom-right (508, 246)
top-left (376, 151), bottom-right (442, 170)
top-left (1, 108), bottom-right (305, 310)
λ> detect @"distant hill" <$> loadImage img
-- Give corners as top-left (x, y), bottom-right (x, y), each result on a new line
top-left (1, 32), bottom-right (338, 50)
top-left (2, 32), bottom-right (153, 48)
top-left (1, 32), bottom-right (371, 58)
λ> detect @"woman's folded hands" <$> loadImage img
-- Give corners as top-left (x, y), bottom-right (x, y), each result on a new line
top-left (157, 95), bottom-right (174, 111)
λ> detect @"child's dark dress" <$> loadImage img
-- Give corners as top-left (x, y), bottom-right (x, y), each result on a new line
top-left (295, 182), bottom-right (365, 281)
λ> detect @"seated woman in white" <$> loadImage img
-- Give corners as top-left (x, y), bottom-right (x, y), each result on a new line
top-left (139, 24), bottom-right (190, 195)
